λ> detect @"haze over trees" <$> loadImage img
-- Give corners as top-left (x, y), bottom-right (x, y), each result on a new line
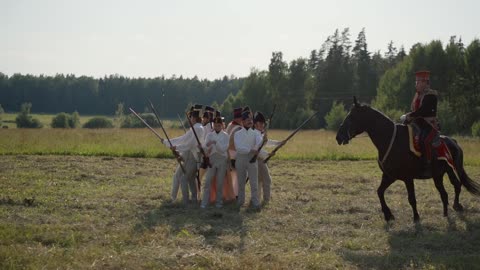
top-left (1, 28), bottom-right (478, 133)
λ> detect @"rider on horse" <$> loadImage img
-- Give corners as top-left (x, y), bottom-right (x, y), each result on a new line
top-left (401, 70), bottom-right (440, 166)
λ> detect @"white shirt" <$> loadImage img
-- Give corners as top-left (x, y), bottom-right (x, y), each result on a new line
top-left (204, 130), bottom-right (229, 158)
top-left (164, 122), bottom-right (204, 156)
top-left (234, 127), bottom-right (262, 155)
top-left (202, 123), bottom-right (214, 141)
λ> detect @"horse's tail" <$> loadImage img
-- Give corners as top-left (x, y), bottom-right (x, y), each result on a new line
top-left (444, 136), bottom-right (480, 196)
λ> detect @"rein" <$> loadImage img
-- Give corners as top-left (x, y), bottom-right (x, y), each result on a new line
top-left (378, 121), bottom-right (397, 169)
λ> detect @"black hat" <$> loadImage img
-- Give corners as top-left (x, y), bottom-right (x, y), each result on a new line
top-left (203, 106), bottom-right (214, 118)
top-left (233, 107), bottom-right (243, 118)
top-left (241, 110), bottom-right (252, 120)
top-left (213, 117), bottom-right (223, 124)
top-left (205, 106), bottom-right (215, 112)
top-left (242, 106), bottom-right (253, 119)
top-left (253, 111), bottom-right (266, 123)
top-left (189, 104), bottom-right (202, 118)
top-left (214, 110), bottom-right (221, 118)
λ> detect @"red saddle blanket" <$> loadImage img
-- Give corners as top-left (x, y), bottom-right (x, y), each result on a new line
top-left (407, 125), bottom-right (459, 179)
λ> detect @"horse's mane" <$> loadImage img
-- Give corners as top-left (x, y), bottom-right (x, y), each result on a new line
top-left (357, 104), bottom-right (394, 124)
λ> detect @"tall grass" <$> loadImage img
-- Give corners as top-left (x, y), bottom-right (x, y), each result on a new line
top-left (1, 128), bottom-right (479, 164)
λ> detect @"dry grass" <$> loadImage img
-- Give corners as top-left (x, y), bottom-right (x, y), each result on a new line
top-left (1, 155), bottom-right (480, 269)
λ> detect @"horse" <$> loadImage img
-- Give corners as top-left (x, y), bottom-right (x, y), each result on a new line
top-left (336, 97), bottom-right (480, 222)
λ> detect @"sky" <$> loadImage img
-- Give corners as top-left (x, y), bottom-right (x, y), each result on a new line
top-left (1, 0), bottom-right (479, 80)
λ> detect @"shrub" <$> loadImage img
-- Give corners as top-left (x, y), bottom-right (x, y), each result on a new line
top-left (83, 117), bottom-right (114, 129)
top-left (51, 113), bottom-right (70, 128)
top-left (325, 101), bottom-right (347, 131)
top-left (121, 113), bottom-right (159, 128)
top-left (472, 121), bottom-right (480, 137)
top-left (51, 111), bottom-right (81, 128)
top-left (15, 103), bottom-right (43, 128)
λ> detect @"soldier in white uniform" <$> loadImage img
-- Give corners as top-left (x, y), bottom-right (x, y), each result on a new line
top-left (202, 106), bottom-right (215, 140)
top-left (164, 105), bottom-right (204, 204)
top-left (201, 116), bottom-right (229, 208)
top-left (234, 109), bottom-right (262, 208)
top-left (253, 111), bottom-right (284, 204)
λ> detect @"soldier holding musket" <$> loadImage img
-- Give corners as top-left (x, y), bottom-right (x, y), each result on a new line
top-left (201, 116), bottom-right (229, 208)
top-left (234, 109), bottom-right (263, 208)
top-left (253, 111), bottom-right (285, 204)
top-left (164, 105), bottom-right (204, 204)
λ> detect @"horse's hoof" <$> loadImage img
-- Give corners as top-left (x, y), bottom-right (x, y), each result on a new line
top-left (385, 214), bottom-right (395, 221)
top-left (453, 204), bottom-right (464, 212)
top-left (414, 215), bottom-right (420, 223)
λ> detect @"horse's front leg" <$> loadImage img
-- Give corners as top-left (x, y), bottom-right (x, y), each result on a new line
top-left (377, 173), bottom-right (396, 221)
top-left (433, 175), bottom-right (449, 217)
top-left (404, 178), bottom-right (420, 222)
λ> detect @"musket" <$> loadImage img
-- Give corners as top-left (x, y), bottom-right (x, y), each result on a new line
top-left (185, 112), bottom-right (211, 191)
top-left (264, 111), bottom-right (318, 163)
top-left (250, 104), bottom-right (277, 163)
top-left (177, 113), bottom-right (187, 133)
top-left (185, 112), bottom-right (212, 169)
top-left (129, 107), bottom-right (185, 173)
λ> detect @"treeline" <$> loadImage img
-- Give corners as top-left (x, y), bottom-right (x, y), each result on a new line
top-left (219, 28), bottom-right (406, 129)
top-left (220, 30), bottom-right (479, 133)
top-left (0, 73), bottom-right (244, 117)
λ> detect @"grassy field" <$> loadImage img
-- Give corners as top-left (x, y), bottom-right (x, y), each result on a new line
top-left (1, 155), bottom-right (480, 269)
top-left (1, 128), bottom-right (480, 165)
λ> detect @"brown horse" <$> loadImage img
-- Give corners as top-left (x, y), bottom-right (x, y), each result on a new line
top-left (336, 97), bottom-right (480, 222)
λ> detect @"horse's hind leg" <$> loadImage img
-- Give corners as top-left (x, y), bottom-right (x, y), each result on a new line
top-left (433, 175), bottom-right (449, 217)
top-left (377, 174), bottom-right (396, 221)
top-left (447, 168), bottom-right (464, 211)
top-left (404, 179), bottom-right (420, 222)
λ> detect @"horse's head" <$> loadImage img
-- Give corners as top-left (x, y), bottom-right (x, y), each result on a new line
top-left (336, 97), bottom-right (369, 145)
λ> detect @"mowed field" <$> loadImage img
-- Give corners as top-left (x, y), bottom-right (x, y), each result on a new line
top-left (1, 126), bottom-right (480, 269)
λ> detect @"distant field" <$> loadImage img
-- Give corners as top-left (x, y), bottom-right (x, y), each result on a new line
top-left (1, 156), bottom-right (480, 269)
top-left (1, 113), bottom-right (113, 129)
top-left (0, 113), bottom-right (179, 129)
top-left (1, 128), bottom-right (480, 165)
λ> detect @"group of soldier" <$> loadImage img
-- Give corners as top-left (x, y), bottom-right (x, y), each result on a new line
top-left (162, 104), bottom-right (284, 209)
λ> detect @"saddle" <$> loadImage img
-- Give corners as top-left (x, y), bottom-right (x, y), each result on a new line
top-left (407, 124), bottom-right (459, 179)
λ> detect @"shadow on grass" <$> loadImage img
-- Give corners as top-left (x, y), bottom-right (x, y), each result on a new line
top-left (134, 199), bottom-right (263, 253)
top-left (342, 214), bottom-right (480, 269)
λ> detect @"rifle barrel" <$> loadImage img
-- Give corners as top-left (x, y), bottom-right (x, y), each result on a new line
top-left (264, 111), bottom-right (318, 163)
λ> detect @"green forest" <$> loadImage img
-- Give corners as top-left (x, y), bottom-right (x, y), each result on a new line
top-left (1, 28), bottom-right (479, 134)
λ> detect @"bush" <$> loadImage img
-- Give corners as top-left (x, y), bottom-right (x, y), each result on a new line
top-left (121, 113), bottom-right (159, 128)
top-left (472, 121), bottom-right (480, 137)
top-left (325, 101), bottom-right (347, 131)
top-left (69, 111), bottom-right (80, 128)
top-left (83, 117), bottom-right (114, 129)
top-left (51, 113), bottom-right (70, 128)
top-left (51, 111), bottom-right (81, 128)
top-left (15, 103), bottom-right (43, 128)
